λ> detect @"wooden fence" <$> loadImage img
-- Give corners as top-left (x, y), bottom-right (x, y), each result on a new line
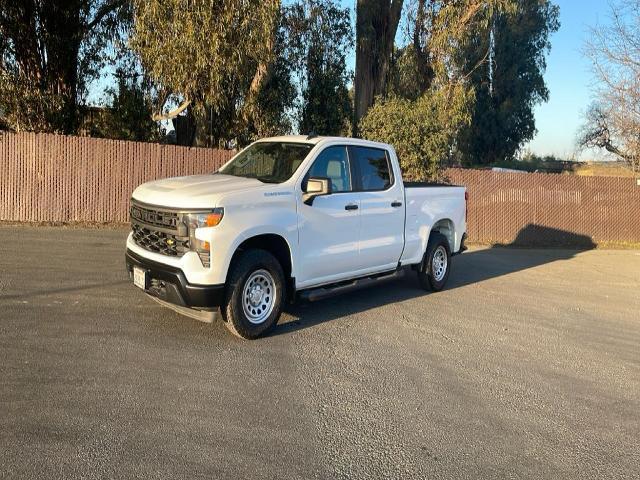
top-left (1, 132), bottom-right (639, 245)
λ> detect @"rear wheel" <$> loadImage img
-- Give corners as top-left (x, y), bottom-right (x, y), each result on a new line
top-left (418, 232), bottom-right (451, 291)
top-left (222, 249), bottom-right (285, 339)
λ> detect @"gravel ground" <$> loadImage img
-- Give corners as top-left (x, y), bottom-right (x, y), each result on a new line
top-left (1, 226), bottom-right (639, 479)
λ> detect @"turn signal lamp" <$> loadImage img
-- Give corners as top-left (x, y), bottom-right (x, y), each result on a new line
top-left (205, 211), bottom-right (223, 227)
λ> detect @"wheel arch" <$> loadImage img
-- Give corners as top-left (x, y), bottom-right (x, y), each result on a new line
top-left (228, 233), bottom-right (295, 297)
top-left (430, 218), bottom-right (456, 252)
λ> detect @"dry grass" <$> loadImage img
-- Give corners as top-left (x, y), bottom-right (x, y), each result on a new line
top-left (572, 162), bottom-right (637, 177)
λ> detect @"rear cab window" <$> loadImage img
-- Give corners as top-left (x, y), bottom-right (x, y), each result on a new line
top-left (350, 146), bottom-right (393, 191)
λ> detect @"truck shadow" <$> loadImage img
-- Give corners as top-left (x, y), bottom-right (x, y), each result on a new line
top-left (272, 225), bottom-right (596, 336)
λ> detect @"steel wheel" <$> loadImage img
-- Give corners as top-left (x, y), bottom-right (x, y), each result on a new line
top-left (242, 269), bottom-right (277, 325)
top-left (432, 245), bottom-right (448, 282)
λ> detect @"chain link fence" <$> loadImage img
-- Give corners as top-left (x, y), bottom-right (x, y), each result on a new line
top-left (2, 132), bottom-right (639, 245)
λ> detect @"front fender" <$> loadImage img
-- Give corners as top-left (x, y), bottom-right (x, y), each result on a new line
top-left (204, 199), bottom-right (298, 285)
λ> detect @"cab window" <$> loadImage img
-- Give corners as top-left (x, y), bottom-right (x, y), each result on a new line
top-left (305, 146), bottom-right (352, 193)
top-left (351, 146), bottom-right (393, 191)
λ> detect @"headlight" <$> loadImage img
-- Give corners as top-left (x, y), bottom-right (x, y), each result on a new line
top-left (185, 209), bottom-right (224, 229)
top-left (184, 208), bottom-right (224, 267)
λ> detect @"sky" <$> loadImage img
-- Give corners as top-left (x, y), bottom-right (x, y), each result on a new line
top-left (523, 0), bottom-right (611, 160)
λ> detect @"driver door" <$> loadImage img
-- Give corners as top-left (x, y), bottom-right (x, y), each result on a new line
top-left (297, 145), bottom-right (361, 288)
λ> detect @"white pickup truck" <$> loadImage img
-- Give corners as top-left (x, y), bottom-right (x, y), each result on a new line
top-left (126, 136), bottom-right (467, 338)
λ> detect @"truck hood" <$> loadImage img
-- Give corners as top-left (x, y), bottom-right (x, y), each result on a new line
top-left (131, 173), bottom-right (265, 209)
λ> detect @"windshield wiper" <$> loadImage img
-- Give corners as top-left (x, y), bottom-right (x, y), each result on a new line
top-left (257, 177), bottom-right (280, 184)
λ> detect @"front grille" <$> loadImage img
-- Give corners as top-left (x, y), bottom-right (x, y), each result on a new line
top-left (130, 201), bottom-right (210, 266)
top-left (131, 223), bottom-right (188, 257)
top-left (130, 202), bottom-right (189, 257)
top-left (130, 204), bottom-right (180, 229)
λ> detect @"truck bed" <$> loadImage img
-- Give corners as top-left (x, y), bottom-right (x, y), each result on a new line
top-left (400, 183), bottom-right (467, 263)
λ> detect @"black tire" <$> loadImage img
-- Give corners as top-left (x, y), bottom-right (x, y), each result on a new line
top-left (418, 232), bottom-right (451, 292)
top-left (221, 249), bottom-right (285, 339)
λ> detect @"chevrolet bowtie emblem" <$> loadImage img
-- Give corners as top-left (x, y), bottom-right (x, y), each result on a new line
top-left (166, 238), bottom-right (175, 246)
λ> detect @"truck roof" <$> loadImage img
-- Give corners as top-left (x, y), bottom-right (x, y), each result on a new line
top-left (255, 135), bottom-right (392, 150)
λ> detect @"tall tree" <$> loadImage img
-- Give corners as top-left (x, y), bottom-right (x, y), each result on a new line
top-left (579, 0), bottom-right (640, 171)
top-left (247, 14), bottom-right (297, 140)
top-left (386, 1), bottom-right (504, 100)
top-left (361, 0), bottom-right (520, 178)
top-left (286, 0), bottom-right (353, 136)
top-left (0, 0), bottom-right (131, 133)
top-left (130, 0), bottom-right (280, 146)
top-left (353, 0), bottom-right (403, 133)
top-left (457, 0), bottom-right (559, 165)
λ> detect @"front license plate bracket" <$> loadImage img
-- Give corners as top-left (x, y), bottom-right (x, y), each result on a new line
top-left (133, 266), bottom-right (148, 290)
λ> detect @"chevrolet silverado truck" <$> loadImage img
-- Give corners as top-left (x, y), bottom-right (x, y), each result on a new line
top-left (125, 136), bottom-right (467, 339)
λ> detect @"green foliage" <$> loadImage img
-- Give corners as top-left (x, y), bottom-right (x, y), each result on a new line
top-left (286, 0), bottom-right (353, 136)
top-left (130, 0), bottom-right (279, 119)
top-left (246, 12), bottom-right (297, 141)
top-left (378, 0), bottom-right (558, 175)
top-left (0, 0), bottom-right (132, 133)
top-left (386, 45), bottom-right (424, 101)
top-left (85, 70), bottom-right (161, 142)
top-left (131, 0), bottom-right (353, 145)
top-left (369, 0), bottom-right (522, 179)
top-left (0, 71), bottom-right (65, 132)
top-left (456, 0), bottom-right (560, 165)
top-left (359, 85), bottom-right (474, 180)
top-left (408, 1), bottom-right (518, 90)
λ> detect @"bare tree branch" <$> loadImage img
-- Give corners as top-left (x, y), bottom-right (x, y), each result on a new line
top-left (152, 99), bottom-right (191, 121)
top-left (581, 0), bottom-right (640, 170)
top-left (86, 0), bottom-right (127, 32)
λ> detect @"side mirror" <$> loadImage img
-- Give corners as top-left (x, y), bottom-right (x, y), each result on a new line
top-left (303, 177), bottom-right (332, 205)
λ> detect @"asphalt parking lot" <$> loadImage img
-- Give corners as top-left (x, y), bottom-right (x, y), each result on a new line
top-left (1, 226), bottom-right (639, 479)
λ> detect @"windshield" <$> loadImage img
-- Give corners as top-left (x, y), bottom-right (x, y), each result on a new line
top-left (219, 142), bottom-right (314, 183)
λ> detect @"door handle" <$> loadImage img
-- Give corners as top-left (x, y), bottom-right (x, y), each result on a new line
top-left (344, 204), bottom-right (359, 211)
top-left (391, 201), bottom-right (403, 208)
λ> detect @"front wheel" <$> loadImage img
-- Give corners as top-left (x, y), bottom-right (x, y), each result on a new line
top-left (222, 249), bottom-right (285, 339)
top-left (418, 232), bottom-right (451, 291)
